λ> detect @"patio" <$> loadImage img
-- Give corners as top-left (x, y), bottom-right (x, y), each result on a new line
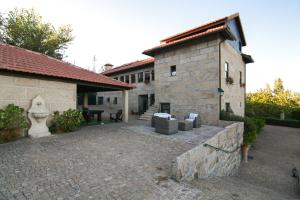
top-left (0, 120), bottom-right (215, 200)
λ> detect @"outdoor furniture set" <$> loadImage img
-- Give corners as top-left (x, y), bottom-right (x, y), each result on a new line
top-left (151, 112), bottom-right (201, 135)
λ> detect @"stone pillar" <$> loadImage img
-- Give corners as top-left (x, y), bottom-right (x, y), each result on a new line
top-left (83, 93), bottom-right (88, 109)
top-left (122, 90), bottom-right (129, 122)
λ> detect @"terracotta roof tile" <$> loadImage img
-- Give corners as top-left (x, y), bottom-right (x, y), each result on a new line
top-left (0, 44), bottom-right (133, 89)
top-left (143, 13), bottom-right (241, 56)
top-left (102, 57), bottom-right (154, 75)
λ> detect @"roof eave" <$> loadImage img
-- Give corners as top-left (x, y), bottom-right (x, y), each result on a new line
top-left (143, 28), bottom-right (235, 56)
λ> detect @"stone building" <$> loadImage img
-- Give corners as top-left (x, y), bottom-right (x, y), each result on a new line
top-left (99, 13), bottom-right (253, 125)
top-left (0, 44), bottom-right (133, 122)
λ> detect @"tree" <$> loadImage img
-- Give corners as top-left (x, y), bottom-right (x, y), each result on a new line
top-left (247, 78), bottom-right (300, 118)
top-left (0, 8), bottom-right (73, 59)
top-left (273, 78), bottom-right (284, 95)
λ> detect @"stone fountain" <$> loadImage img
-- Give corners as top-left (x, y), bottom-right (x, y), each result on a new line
top-left (28, 95), bottom-right (51, 138)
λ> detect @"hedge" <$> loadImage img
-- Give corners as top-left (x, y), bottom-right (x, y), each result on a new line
top-left (264, 118), bottom-right (300, 128)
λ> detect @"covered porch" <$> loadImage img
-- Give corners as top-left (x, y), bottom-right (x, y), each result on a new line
top-left (76, 81), bottom-right (131, 123)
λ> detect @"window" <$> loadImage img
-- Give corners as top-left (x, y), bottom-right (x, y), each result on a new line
top-left (151, 70), bottom-right (155, 81)
top-left (225, 103), bottom-right (231, 112)
top-left (88, 93), bottom-right (96, 105)
top-left (107, 97), bottom-right (110, 103)
top-left (150, 94), bottom-right (155, 106)
top-left (113, 97), bottom-right (118, 104)
top-left (138, 72), bottom-right (144, 82)
top-left (120, 76), bottom-right (124, 82)
top-left (131, 74), bottom-right (136, 83)
top-left (160, 103), bottom-right (170, 114)
top-left (97, 96), bottom-right (103, 105)
top-left (225, 62), bottom-right (229, 79)
top-left (125, 75), bottom-right (129, 83)
top-left (170, 65), bottom-right (176, 76)
top-left (145, 71), bottom-right (150, 83)
top-left (239, 71), bottom-right (242, 84)
top-left (114, 77), bottom-right (118, 80)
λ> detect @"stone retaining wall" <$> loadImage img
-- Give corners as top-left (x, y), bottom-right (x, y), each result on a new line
top-left (172, 122), bottom-right (243, 181)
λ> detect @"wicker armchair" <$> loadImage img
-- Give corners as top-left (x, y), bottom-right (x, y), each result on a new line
top-left (151, 113), bottom-right (172, 127)
top-left (185, 113), bottom-right (201, 128)
top-left (155, 117), bottom-right (178, 135)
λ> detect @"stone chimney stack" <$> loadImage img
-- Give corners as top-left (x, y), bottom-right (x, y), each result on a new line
top-left (103, 63), bottom-right (113, 71)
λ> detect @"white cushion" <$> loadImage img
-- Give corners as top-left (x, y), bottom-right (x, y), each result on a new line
top-left (153, 113), bottom-right (171, 119)
top-left (169, 118), bottom-right (176, 120)
top-left (189, 113), bottom-right (198, 120)
top-left (185, 118), bottom-right (194, 122)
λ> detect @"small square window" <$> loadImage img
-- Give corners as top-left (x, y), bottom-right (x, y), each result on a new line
top-left (125, 75), bottom-right (129, 83)
top-left (131, 74), bottom-right (136, 83)
top-left (114, 77), bottom-right (118, 80)
top-left (170, 65), bottom-right (176, 76)
top-left (138, 72), bottom-right (144, 82)
top-left (120, 76), bottom-right (124, 82)
top-left (97, 97), bottom-right (103, 105)
top-left (113, 97), bottom-right (118, 104)
top-left (107, 97), bottom-right (110, 102)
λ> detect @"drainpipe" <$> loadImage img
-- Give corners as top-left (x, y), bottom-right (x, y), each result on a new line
top-left (218, 39), bottom-right (226, 119)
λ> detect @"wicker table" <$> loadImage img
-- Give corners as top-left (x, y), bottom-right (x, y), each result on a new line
top-left (178, 120), bottom-right (193, 131)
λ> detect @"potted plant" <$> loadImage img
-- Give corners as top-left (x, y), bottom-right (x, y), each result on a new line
top-left (226, 77), bottom-right (234, 85)
top-left (0, 104), bottom-right (28, 143)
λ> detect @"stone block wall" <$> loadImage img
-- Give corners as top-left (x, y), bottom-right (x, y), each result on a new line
top-left (172, 122), bottom-right (243, 181)
top-left (154, 36), bottom-right (221, 125)
top-left (0, 73), bottom-right (76, 113)
top-left (220, 41), bottom-right (246, 116)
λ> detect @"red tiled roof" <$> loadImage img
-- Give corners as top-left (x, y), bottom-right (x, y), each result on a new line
top-left (0, 44), bottom-right (133, 89)
top-left (102, 57), bottom-right (154, 75)
top-left (143, 13), bottom-right (242, 56)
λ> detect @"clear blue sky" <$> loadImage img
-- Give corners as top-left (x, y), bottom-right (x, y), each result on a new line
top-left (2, 0), bottom-right (300, 92)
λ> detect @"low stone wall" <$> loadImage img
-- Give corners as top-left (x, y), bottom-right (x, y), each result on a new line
top-left (172, 122), bottom-right (243, 181)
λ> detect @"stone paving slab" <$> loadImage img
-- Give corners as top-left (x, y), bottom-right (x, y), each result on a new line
top-left (123, 124), bottom-right (223, 147)
top-left (0, 122), bottom-right (207, 200)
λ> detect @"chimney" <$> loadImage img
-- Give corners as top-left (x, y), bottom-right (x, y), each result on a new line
top-left (103, 63), bottom-right (113, 71)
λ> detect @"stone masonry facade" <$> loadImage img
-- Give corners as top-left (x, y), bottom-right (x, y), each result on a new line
top-left (220, 41), bottom-right (246, 116)
top-left (0, 73), bottom-right (77, 113)
top-left (154, 35), bottom-right (221, 125)
top-left (172, 121), bottom-right (244, 181)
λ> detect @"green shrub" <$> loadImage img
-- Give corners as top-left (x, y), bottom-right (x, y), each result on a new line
top-left (220, 110), bottom-right (244, 122)
top-left (0, 104), bottom-right (28, 142)
top-left (264, 118), bottom-right (300, 128)
top-left (252, 118), bottom-right (265, 134)
top-left (51, 109), bottom-right (84, 133)
top-left (220, 110), bottom-right (265, 145)
top-left (243, 117), bottom-right (257, 145)
top-left (291, 108), bottom-right (300, 120)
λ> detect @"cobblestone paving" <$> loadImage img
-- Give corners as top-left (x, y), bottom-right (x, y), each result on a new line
top-left (0, 121), bottom-right (205, 200)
